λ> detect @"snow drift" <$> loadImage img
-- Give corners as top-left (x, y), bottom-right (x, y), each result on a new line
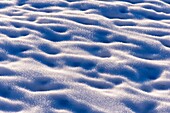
top-left (0, 0), bottom-right (170, 113)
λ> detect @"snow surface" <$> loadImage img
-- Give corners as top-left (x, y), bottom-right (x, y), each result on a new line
top-left (0, 0), bottom-right (170, 112)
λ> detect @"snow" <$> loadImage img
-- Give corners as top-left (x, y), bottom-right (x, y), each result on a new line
top-left (0, 0), bottom-right (170, 112)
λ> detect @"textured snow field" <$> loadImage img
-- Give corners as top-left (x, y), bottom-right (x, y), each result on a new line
top-left (0, 0), bottom-right (170, 112)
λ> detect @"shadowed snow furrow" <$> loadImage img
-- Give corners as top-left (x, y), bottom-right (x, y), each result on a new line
top-left (0, 0), bottom-right (169, 112)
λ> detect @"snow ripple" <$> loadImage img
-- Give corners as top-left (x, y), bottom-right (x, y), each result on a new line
top-left (0, 0), bottom-right (170, 112)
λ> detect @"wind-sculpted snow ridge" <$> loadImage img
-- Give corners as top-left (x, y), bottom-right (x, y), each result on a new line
top-left (0, 0), bottom-right (170, 112)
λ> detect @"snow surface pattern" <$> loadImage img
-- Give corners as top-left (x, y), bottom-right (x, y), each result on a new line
top-left (0, 0), bottom-right (170, 113)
